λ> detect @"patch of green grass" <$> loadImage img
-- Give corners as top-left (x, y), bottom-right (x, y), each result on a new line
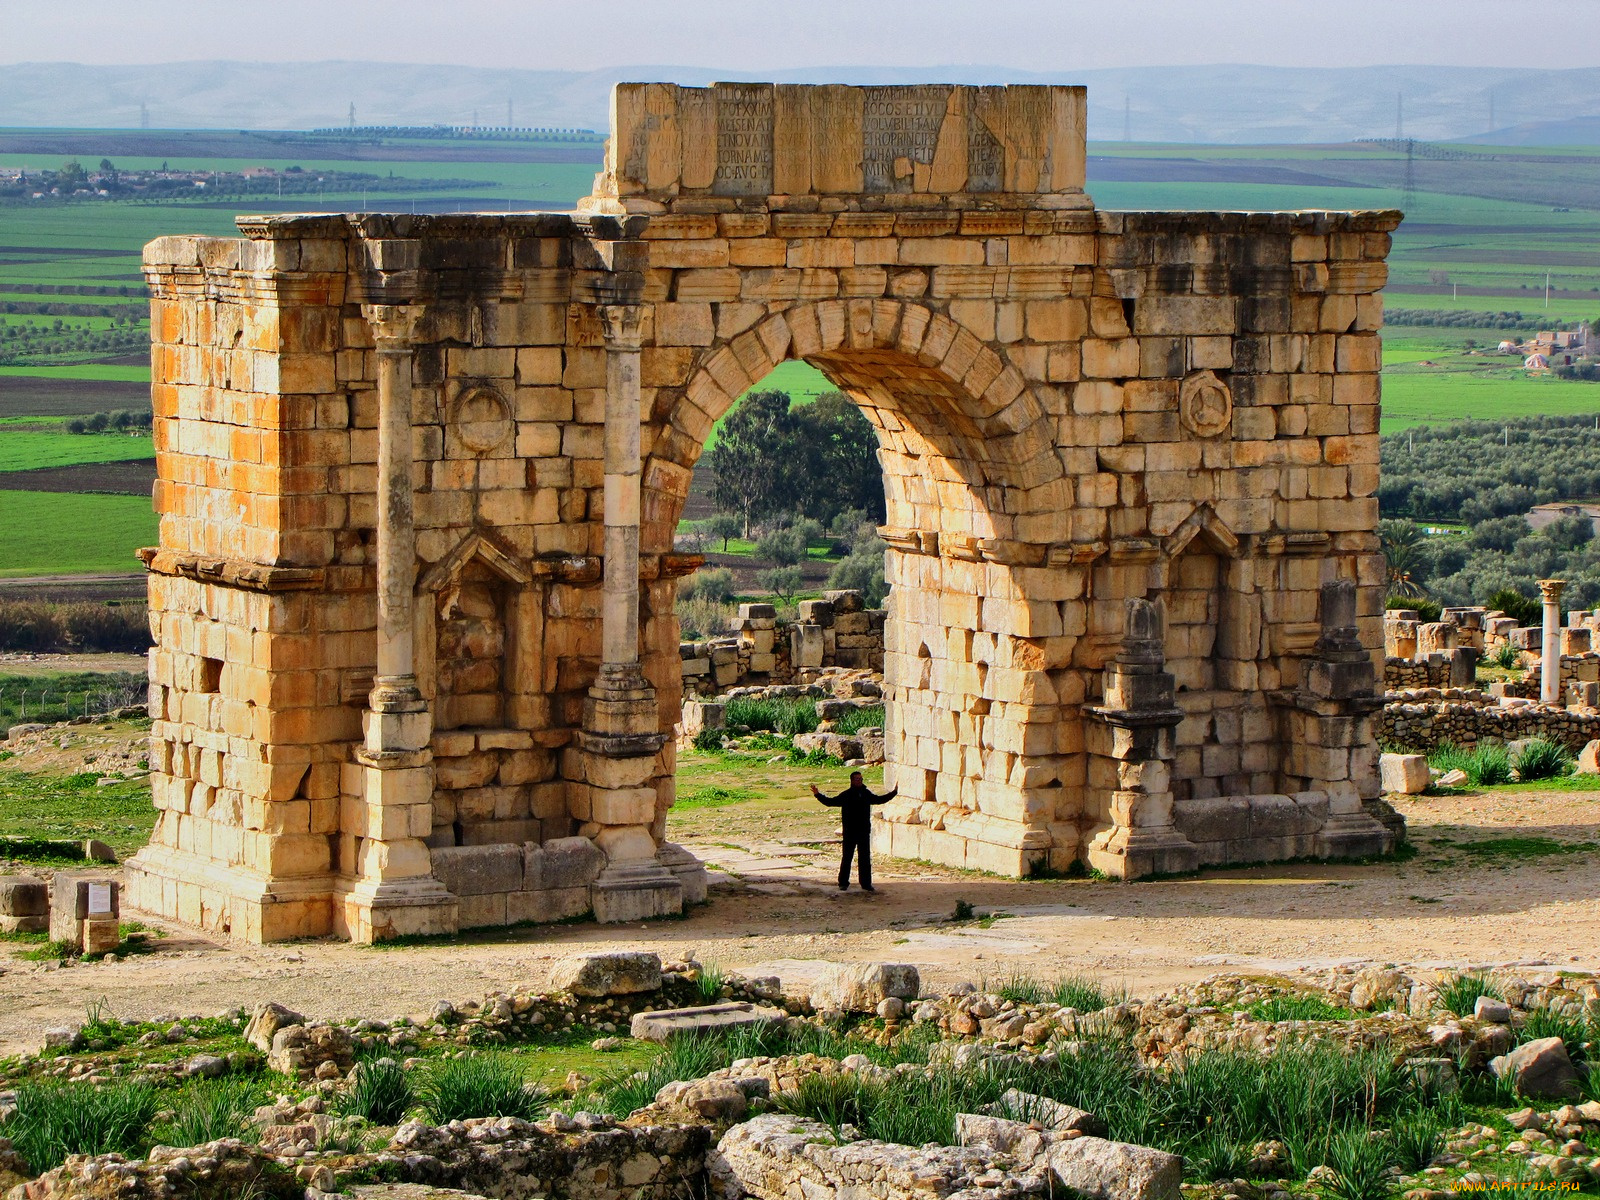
top-left (993, 974), bottom-right (1113, 1013)
top-left (724, 695), bottom-right (818, 736)
top-left (0, 490), bottom-right (157, 576)
top-left (694, 961), bottom-right (727, 1002)
top-left (1455, 836), bottom-right (1600, 861)
top-left (419, 1053), bottom-right (550, 1123)
top-left (0, 669), bottom-right (147, 730)
top-left (6, 1078), bottom-right (161, 1173)
top-left (675, 784), bottom-right (756, 810)
top-left (832, 704), bottom-right (885, 735)
top-left (0, 765), bottom-right (155, 857)
top-left (1245, 994), bottom-right (1355, 1023)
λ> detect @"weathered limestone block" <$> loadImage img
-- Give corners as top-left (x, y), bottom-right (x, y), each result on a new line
top-left (632, 1001), bottom-right (784, 1042)
top-left (956, 1110), bottom-right (1180, 1200)
top-left (244, 1001), bottom-right (305, 1052)
top-left (527, 837), bottom-right (607, 890)
top-left (268, 1021), bottom-right (357, 1078)
top-left (551, 950), bottom-right (663, 997)
top-left (48, 875), bottom-right (119, 951)
top-left (0, 875), bottom-right (49, 934)
top-left (1378, 753), bottom-right (1429, 795)
top-left (430, 845), bottom-right (525, 896)
top-left (1491, 1036), bottom-right (1580, 1100)
top-left (711, 1115), bottom-right (1047, 1200)
top-left (808, 962), bottom-right (920, 1012)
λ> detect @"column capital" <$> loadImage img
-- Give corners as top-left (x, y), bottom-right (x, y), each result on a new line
top-left (599, 303), bottom-right (646, 351)
top-left (1539, 578), bottom-right (1568, 604)
top-left (362, 303), bottom-right (422, 350)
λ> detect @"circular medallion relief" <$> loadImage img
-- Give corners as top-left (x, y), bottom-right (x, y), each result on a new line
top-left (1179, 370), bottom-right (1233, 438)
top-left (450, 387), bottom-right (512, 454)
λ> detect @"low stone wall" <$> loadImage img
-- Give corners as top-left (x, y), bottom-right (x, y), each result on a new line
top-left (1380, 688), bottom-right (1600, 752)
top-left (681, 678), bottom-right (887, 764)
top-left (681, 592), bottom-right (885, 694)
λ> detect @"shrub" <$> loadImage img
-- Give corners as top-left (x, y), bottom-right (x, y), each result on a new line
top-left (758, 566), bottom-right (803, 603)
top-left (676, 594), bottom-right (734, 640)
top-left (681, 567), bottom-right (736, 605)
top-left (1520, 1006), bottom-right (1594, 1060)
top-left (1512, 737), bottom-right (1573, 782)
top-left (343, 1057), bottom-right (415, 1125)
top-left (0, 599), bottom-right (151, 654)
top-left (691, 726), bottom-right (726, 753)
top-left (1436, 972), bottom-right (1501, 1016)
top-left (420, 1054), bottom-right (549, 1123)
top-left (1386, 595), bottom-right (1442, 622)
top-left (1488, 642), bottom-right (1523, 669)
top-left (7, 1079), bottom-right (160, 1173)
top-left (158, 1078), bottom-right (265, 1148)
top-left (1487, 587), bottom-right (1542, 626)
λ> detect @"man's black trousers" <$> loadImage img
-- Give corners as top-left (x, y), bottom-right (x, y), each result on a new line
top-left (839, 826), bottom-right (872, 889)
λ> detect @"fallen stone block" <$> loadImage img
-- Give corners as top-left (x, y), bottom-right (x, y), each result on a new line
top-left (712, 1114), bottom-right (1046, 1200)
top-left (808, 962), bottom-right (920, 1012)
top-left (1491, 1035), bottom-right (1580, 1100)
top-left (987, 1088), bottom-right (1106, 1137)
top-left (244, 1001), bottom-right (305, 1052)
top-left (1579, 739), bottom-right (1600, 774)
top-left (0, 875), bottom-right (49, 934)
top-left (551, 950), bottom-right (663, 997)
top-left (1046, 1133), bottom-right (1183, 1200)
top-left (630, 1001), bottom-right (785, 1043)
top-left (1379, 752), bottom-right (1430, 795)
top-left (1473, 995), bottom-right (1513, 1024)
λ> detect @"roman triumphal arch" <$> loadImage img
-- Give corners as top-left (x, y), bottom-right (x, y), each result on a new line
top-left (126, 84), bottom-right (1400, 942)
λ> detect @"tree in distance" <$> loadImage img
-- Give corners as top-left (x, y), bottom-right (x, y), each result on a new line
top-left (706, 389), bottom-right (884, 534)
top-left (704, 512), bottom-right (742, 552)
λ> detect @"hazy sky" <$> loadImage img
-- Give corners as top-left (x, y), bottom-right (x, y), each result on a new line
top-left (6, 0), bottom-right (1600, 70)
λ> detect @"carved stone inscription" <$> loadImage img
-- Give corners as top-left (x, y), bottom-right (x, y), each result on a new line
top-left (714, 85), bottom-right (773, 196)
top-left (968, 106), bottom-right (1005, 192)
top-left (862, 86), bottom-right (947, 193)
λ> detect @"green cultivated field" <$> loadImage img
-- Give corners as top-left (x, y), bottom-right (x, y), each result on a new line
top-left (0, 431), bottom-right (153, 472)
top-left (0, 490), bottom-right (157, 576)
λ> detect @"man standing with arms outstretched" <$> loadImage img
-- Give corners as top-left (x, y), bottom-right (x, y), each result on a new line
top-left (811, 772), bottom-right (897, 892)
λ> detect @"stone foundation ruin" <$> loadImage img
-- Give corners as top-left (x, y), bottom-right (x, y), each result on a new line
top-left (126, 82), bottom-right (1399, 942)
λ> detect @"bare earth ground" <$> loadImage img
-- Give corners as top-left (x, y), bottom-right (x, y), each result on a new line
top-left (6, 768), bottom-right (1600, 1057)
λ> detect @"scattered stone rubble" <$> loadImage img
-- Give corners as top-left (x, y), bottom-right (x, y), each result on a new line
top-left (8, 953), bottom-right (1600, 1200)
top-left (680, 593), bottom-right (888, 695)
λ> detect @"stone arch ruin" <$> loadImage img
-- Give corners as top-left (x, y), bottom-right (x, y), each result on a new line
top-left (127, 83), bottom-right (1401, 942)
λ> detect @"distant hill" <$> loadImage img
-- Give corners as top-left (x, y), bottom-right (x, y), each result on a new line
top-left (1456, 115), bottom-right (1600, 146)
top-left (4, 61), bottom-right (1600, 144)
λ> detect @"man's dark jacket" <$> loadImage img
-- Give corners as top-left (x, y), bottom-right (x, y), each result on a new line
top-left (818, 782), bottom-right (897, 829)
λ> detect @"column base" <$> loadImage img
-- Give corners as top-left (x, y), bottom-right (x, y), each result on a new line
top-left (335, 876), bottom-right (459, 944)
top-left (1312, 811), bottom-right (1394, 860)
top-left (123, 844), bottom-right (334, 942)
top-left (591, 860), bottom-right (684, 923)
top-left (1085, 825), bottom-right (1200, 880)
top-left (655, 842), bottom-right (708, 905)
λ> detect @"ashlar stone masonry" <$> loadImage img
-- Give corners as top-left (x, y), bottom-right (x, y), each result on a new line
top-left (126, 83), bottom-right (1399, 942)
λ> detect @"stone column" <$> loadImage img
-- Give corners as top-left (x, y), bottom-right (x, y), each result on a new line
top-left (343, 303), bottom-right (457, 943)
top-left (1290, 580), bottom-right (1393, 859)
top-left (1084, 599), bottom-right (1199, 878)
top-left (578, 303), bottom-right (686, 922)
top-left (1540, 578), bottom-right (1567, 706)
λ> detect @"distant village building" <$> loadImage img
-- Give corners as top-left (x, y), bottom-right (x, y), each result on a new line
top-left (1527, 501), bottom-right (1600, 537)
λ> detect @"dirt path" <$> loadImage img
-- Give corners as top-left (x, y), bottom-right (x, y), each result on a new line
top-left (5, 787), bottom-right (1600, 1057)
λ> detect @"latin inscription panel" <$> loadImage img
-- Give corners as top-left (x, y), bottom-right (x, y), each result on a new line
top-left (862, 86), bottom-right (947, 193)
top-left (714, 84), bottom-right (774, 196)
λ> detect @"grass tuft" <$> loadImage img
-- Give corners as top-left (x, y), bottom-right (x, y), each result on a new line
top-left (342, 1057), bottom-right (415, 1125)
top-left (1321, 1126), bottom-right (1396, 1200)
top-left (1511, 737), bottom-right (1574, 782)
top-left (155, 1078), bottom-right (265, 1149)
top-left (1436, 972), bottom-right (1502, 1016)
top-left (724, 695), bottom-right (818, 737)
top-left (420, 1053), bottom-right (549, 1123)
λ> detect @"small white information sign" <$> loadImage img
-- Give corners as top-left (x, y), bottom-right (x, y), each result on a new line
top-left (87, 883), bottom-right (113, 915)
